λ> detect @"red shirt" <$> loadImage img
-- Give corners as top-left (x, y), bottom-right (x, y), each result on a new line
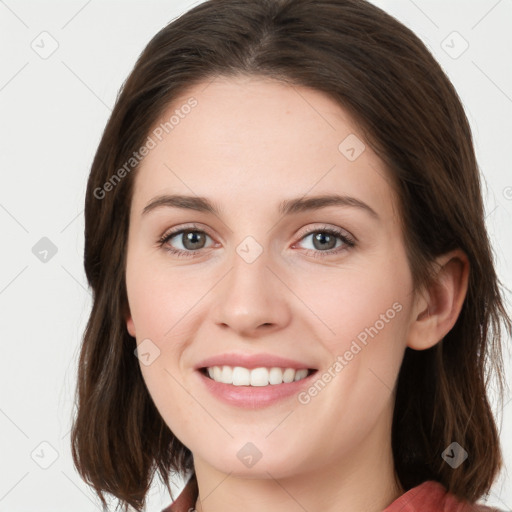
top-left (161, 474), bottom-right (502, 512)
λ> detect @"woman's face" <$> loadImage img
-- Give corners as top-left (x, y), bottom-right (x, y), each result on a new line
top-left (125, 75), bottom-right (417, 479)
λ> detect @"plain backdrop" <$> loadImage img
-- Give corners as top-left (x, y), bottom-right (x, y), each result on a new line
top-left (0, 0), bottom-right (511, 510)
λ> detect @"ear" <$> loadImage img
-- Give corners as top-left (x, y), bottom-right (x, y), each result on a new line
top-left (407, 249), bottom-right (469, 351)
top-left (126, 316), bottom-right (136, 337)
top-left (124, 303), bottom-right (136, 338)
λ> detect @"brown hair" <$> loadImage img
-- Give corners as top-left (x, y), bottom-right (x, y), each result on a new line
top-left (71, 0), bottom-right (511, 510)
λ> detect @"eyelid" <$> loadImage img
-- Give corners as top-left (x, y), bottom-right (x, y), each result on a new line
top-left (158, 222), bottom-right (215, 242)
top-left (295, 222), bottom-right (356, 243)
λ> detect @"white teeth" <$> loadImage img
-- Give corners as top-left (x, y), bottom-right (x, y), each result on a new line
top-left (283, 368), bottom-right (295, 383)
top-left (295, 369), bottom-right (308, 381)
top-left (269, 367), bottom-right (283, 385)
top-left (250, 367), bottom-right (269, 386)
top-left (232, 366), bottom-right (250, 386)
top-left (221, 365), bottom-right (233, 383)
top-left (204, 366), bottom-right (310, 386)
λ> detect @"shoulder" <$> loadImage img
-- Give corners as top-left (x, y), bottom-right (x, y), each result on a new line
top-left (161, 473), bottom-right (198, 512)
top-left (466, 505), bottom-right (506, 512)
top-left (384, 480), bottom-right (506, 512)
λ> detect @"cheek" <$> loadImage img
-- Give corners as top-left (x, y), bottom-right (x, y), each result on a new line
top-left (287, 268), bottom-right (410, 453)
top-left (126, 259), bottom-right (208, 406)
top-left (298, 264), bottom-right (409, 344)
top-left (291, 254), bottom-right (412, 399)
top-left (126, 255), bottom-right (206, 341)
top-left (126, 260), bottom-right (201, 435)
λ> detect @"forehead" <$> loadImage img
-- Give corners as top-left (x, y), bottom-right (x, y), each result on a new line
top-left (130, 75), bottom-right (397, 221)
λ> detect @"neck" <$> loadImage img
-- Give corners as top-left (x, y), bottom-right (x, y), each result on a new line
top-left (192, 406), bottom-right (403, 512)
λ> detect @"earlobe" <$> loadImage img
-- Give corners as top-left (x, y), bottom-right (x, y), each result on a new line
top-left (407, 249), bottom-right (469, 351)
top-left (126, 316), bottom-right (136, 337)
top-left (123, 300), bottom-right (136, 337)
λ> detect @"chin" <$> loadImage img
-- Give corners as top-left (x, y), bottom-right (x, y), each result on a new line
top-left (198, 443), bottom-right (307, 479)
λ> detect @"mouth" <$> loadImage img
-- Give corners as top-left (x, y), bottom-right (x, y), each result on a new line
top-left (199, 366), bottom-right (318, 387)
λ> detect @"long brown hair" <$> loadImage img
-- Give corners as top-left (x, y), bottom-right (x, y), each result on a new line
top-left (71, 0), bottom-right (511, 510)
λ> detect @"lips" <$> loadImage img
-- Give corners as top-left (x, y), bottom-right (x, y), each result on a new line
top-left (195, 364), bottom-right (317, 409)
top-left (193, 352), bottom-right (319, 407)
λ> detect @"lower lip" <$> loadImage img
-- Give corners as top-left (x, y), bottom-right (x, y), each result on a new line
top-left (196, 369), bottom-right (317, 408)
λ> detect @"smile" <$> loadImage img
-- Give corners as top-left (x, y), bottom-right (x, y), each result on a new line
top-left (201, 366), bottom-right (315, 386)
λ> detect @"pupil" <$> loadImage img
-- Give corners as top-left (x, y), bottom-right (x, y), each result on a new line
top-left (313, 232), bottom-right (335, 250)
top-left (183, 230), bottom-right (205, 250)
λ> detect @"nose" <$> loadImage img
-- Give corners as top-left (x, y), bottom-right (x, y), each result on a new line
top-left (211, 244), bottom-right (292, 338)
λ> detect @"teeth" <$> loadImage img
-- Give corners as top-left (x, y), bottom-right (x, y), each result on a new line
top-left (250, 367), bottom-right (268, 386)
top-left (204, 366), bottom-right (310, 386)
top-left (233, 366), bottom-right (250, 386)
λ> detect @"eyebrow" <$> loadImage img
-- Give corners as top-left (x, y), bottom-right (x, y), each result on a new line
top-left (142, 193), bottom-right (379, 219)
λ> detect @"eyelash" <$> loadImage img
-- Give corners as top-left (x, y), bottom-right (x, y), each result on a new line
top-left (157, 223), bottom-right (356, 259)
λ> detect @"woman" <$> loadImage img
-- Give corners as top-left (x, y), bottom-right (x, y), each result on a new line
top-left (71, 0), bottom-right (510, 511)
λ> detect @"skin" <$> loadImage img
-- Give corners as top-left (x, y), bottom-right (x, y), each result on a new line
top-left (125, 75), bottom-right (469, 512)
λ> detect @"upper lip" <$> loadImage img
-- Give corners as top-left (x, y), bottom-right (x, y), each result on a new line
top-left (195, 353), bottom-right (317, 370)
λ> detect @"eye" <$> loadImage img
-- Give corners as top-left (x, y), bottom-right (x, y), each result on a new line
top-left (158, 224), bottom-right (215, 258)
top-left (294, 225), bottom-right (355, 257)
top-left (157, 223), bottom-right (356, 259)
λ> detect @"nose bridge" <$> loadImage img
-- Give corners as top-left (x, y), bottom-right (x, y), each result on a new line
top-left (230, 238), bottom-right (270, 296)
top-left (211, 235), bottom-right (290, 334)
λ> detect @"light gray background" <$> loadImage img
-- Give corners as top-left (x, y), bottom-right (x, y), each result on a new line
top-left (0, 0), bottom-right (511, 510)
